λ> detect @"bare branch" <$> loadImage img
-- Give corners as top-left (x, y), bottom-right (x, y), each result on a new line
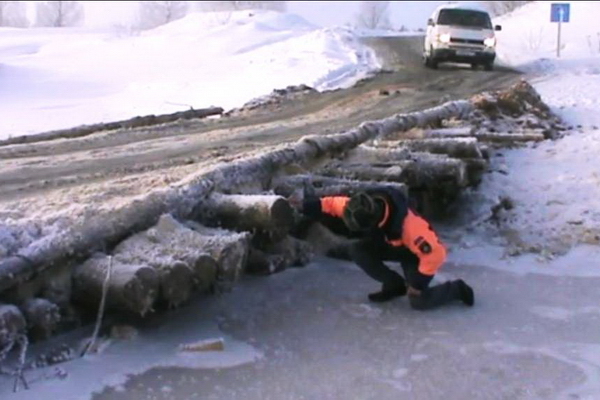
top-left (0, 1), bottom-right (28, 27)
top-left (35, 1), bottom-right (84, 27)
top-left (137, 1), bottom-right (189, 30)
top-left (356, 1), bottom-right (391, 30)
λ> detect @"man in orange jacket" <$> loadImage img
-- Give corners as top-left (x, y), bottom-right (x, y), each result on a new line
top-left (297, 186), bottom-right (474, 309)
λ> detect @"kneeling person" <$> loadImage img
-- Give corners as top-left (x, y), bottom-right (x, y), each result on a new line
top-left (298, 187), bottom-right (474, 309)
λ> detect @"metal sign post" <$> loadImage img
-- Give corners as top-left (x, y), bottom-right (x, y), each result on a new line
top-left (557, 8), bottom-right (562, 57)
top-left (551, 3), bottom-right (570, 58)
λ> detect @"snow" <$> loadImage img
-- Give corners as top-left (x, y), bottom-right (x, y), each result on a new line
top-left (2, 2), bottom-right (600, 399)
top-left (494, 1), bottom-right (600, 72)
top-left (0, 10), bottom-right (381, 139)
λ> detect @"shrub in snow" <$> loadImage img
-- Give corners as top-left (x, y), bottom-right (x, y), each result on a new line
top-left (0, 1), bottom-right (28, 27)
top-left (136, 1), bottom-right (188, 30)
top-left (35, 1), bottom-right (85, 28)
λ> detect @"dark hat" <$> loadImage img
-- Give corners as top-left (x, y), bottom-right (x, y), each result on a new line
top-left (343, 192), bottom-right (380, 231)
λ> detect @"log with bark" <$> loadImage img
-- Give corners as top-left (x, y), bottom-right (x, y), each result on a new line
top-left (271, 174), bottom-right (408, 199)
top-left (421, 127), bottom-right (473, 139)
top-left (471, 79), bottom-right (552, 119)
top-left (0, 99), bottom-right (473, 297)
top-left (19, 298), bottom-right (60, 342)
top-left (0, 106), bottom-right (224, 147)
top-left (297, 222), bottom-right (354, 261)
top-left (318, 158), bottom-right (468, 190)
top-left (72, 253), bottom-right (159, 316)
top-left (0, 304), bottom-right (26, 351)
top-left (375, 137), bottom-right (484, 159)
top-left (473, 131), bottom-right (545, 144)
top-left (183, 222), bottom-right (250, 291)
top-left (113, 231), bottom-right (196, 309)
top-left (194, 193), bottom-right (295, 233)
top-left (246, 235), bottom-right (313, 275)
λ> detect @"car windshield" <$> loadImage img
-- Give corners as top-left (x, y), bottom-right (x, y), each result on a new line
top-left (437, 9), bottom-right (492, 29)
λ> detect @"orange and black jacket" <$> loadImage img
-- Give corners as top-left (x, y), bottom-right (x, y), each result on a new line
top-left (303, 187), bottom-right (447, 290)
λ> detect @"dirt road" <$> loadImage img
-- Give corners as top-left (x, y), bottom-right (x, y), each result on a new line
top-left (0, 37), bottom-right (519, 214)
top-left (0, 36), bottom-right (521, 226)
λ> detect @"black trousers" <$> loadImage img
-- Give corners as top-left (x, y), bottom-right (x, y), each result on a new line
top-left (348, 238), bottom-right (463, 310)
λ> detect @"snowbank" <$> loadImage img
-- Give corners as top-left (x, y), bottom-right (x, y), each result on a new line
top-left (494, 1), bottom-right (600, 72)
top-left (0, 10), bottom-right (380, 139)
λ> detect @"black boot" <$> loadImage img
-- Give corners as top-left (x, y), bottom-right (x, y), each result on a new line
top-left (456, 279), bottom-right (474, 306)
top-left (368, 282), bottom-right (407, 303)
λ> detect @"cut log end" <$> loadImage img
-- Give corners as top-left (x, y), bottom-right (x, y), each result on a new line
top-left (20, 298), bottom-right (61, 342)
top-left (0, 304), bottom-right (26, 348)
top-left (156, 261), bottom-right (195, 309)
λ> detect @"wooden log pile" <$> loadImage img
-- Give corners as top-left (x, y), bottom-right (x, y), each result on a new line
top-left (0, 79), bottom-right (564, 350)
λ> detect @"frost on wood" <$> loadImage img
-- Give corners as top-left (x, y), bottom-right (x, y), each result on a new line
top-left (196, 193), bottom-right (295, 233)
top-left (246, 235), bottom-right (314, 276)
top-left (183, 221), bottom-right (250, 291)
top-left (72, 253), bottom-right (159, 316)
top-left (0, 304), bottom-right (26, 351)
top-left (376, 138), bottom-right (484, 159)
top-left (271, 174), bottom-right (408, 199)
top-left (20, 298), bottom-right (60, 342)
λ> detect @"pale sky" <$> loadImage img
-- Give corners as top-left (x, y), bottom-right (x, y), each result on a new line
top-left (287, 1), bottom-right (450, 29)
top-left (78, 1), bottom-right (464, 30)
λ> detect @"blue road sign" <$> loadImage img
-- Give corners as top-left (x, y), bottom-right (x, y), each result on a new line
top-left (551, 3), bottom-right (570, 23)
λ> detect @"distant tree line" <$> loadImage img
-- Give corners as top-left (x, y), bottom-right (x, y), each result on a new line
top-left (0, 1), bottom-right (287, 29)
top-left (0, 1), bottom-right (28, 27)
top-left (482, 1), bottom-right (533, 17)
top-left (352, 0), bottom-right (533, 31)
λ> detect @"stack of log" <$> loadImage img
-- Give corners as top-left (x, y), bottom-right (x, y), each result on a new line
top-left (470, 79), bottom-right (566, 142)
top-left (0, 79), bottom-right (564, 349)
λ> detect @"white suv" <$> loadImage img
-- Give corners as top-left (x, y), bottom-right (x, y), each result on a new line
top-left (423, 4), bottom-right (501, 71)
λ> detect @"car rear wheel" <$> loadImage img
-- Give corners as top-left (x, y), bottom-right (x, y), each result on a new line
top-left (470, 63), bottom-right (478, 70)
top-left (484, 62), bottom-right (494, 71)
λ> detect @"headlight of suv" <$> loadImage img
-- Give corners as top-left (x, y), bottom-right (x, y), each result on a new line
top-left (484, 37), bottom-right (496, 47)
top-left (437, 33), bottom-right (451, 44)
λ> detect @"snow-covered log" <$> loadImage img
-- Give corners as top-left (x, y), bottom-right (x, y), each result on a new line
top-left (184, 222), bottom-right (250, 291)
top-left (271, 174), bottom-right (408, 199)
top-left (247, 235), bottom-right (313, 275)
top-left (264, 235), bottom-right (313, 268)
top-left (376, 137), bottom-right (484, 159)
top-left (462, 158), bottom-right (489, 185)
top-left (421, 127), bottom-right (473, 138)
top-left (319, 159), bottom-right (469, 189)
top-left (471, 79), bottom-right (552, 119)
top-left (112, 231), bottom-right (195, 309)
top-left (474, 131), bottom-right (545, 143)
top-left (19, 298), bottom-right (60, 341)
top-left (0, 304), bottom-right (26, 350)
top-left (153, 260), bottom-right (195, 309)
top-left (196, 193), bottom-right (295, 233)
top-left (191, 254), bottom-right (218, 293)
top-left (0, 106), bottom-right (224, 147)
top-left (72, 254), bottom-right (159, 316)
top-left (0, 99), bottom-right (473, 296)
